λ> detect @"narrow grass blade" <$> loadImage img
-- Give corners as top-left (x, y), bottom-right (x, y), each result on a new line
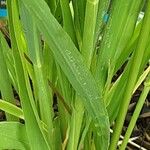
top-left (7, 1), bottom-right (50, 149)
top-left (67, 96), bottom-right (84, 150)
top-left (95, 0), bottom-right (110, 45)
top-left (54, 2), bottom-right (63, 24)
top-left (45, 0), bottom-right (56, 14)
top-left (78, 117), bottom-right (92, 149)
top-left (133, 65), bottom-right (150, 93)
top-left (60, 0), bottom-right (78, 46)
top-left (81, 0), bottom-right (99, 67)
top-left (67, 0), bottom-right (99, 148)
top-left (56, 65), bottom-right (73, 139)
top-left (109, 2), bottom-right (150, 149)
top-left (139, 36), bottom-right (150, 73)
top-left (95, 0), bottom-right (142, 92)
top-left (53, 117), bottom-right (62, 150)
top-left (114, 21), bottom-right (142, 73)
top-left (0, 32), bottom-right (16, 121)
top-left (0, 99), bottom-right (24, 119)
top-left (120, 74), bottom-right (150, 149)
top-left (106, 37), bottom-right (150, 124)
top-left (72, 0), bottom-right (86, 48)
top-left (19, 4), bottom-right (54, 148)
top-left (1, 35), bottom-right (18, 91)
top-left (106, 31), bottom-right (149, 124)
top-left (43, 43), bottom-right (55, 81)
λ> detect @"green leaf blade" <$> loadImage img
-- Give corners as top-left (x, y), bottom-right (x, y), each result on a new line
top-left (19, 0), bottom-right (110, 149)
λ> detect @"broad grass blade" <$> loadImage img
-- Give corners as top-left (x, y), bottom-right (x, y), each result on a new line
top-left (19, 0), bottom-right (110, 149)
top-left (0, 122), bottom-right (29, 149)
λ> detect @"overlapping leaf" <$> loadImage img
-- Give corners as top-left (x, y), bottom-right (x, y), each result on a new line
top-left (0, 122), bottom-right (29, 149)
top-left (19, 0), bottom-right (110, 149)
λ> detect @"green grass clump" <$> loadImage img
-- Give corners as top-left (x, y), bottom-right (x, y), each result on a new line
top-left (0, 0), bottom-right (150, 149)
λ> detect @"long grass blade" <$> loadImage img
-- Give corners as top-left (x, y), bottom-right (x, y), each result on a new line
top-left (19, 0), bottom-right (110, 148)
top-left (0, 32), bottom-right (16, 120)
top-left (7, 0), bottom-right (50, 149)
top-left (0, 99), bottom-right (24, 119)
top-left (120, 73), bottom-right (150, 149)
top-left (19, 4), bottom-right (54, 148)
top-left (60, 0), bottom-right (78, 46)
top-left (81, 0), bottom-right (99, 67)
